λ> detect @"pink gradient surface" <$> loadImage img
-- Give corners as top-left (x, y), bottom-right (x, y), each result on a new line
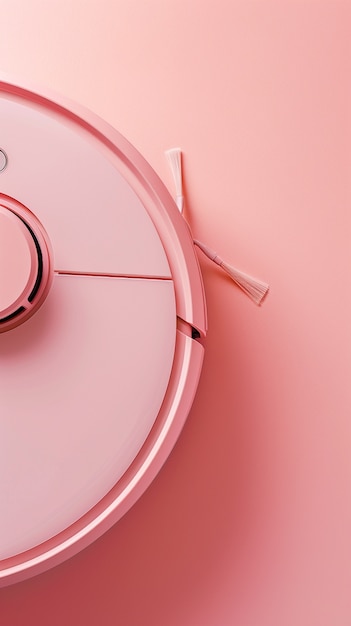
top-left (0, 1), bottom-right (350, 625)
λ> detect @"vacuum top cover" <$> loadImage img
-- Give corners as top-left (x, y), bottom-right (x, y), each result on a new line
top-left (0, 78), bottom-right (206, 586)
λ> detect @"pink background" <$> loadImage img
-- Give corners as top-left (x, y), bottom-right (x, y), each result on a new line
top-left (1, 1), bottom-right (350, 624)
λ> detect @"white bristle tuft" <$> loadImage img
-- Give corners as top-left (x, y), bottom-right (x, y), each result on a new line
top-left (220, 262), bottom-right (269, 305)
top-left (165, 147), bottom-right (184, 212)
top-left (194, 240), bottom-right (269, 305)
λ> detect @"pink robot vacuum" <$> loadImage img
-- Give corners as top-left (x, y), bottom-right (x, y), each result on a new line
top-left (0, 78), bottom-right (207, 585)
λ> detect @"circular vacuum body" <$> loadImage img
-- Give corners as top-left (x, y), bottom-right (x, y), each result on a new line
top-left (0, 78), bottom-right (206, 586)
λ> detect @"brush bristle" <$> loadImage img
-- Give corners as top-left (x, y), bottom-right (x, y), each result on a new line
top-left (221, 262), bottom-right (269, 305)
top-left (165, 148), bottom-right (183, 198)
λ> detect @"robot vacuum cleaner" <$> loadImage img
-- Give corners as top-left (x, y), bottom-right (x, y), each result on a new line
top-left (0, 78), bottom-right (207, 586)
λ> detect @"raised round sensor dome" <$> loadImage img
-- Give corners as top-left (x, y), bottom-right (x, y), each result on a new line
top-left (0, 198), bottom-right (53, 332)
